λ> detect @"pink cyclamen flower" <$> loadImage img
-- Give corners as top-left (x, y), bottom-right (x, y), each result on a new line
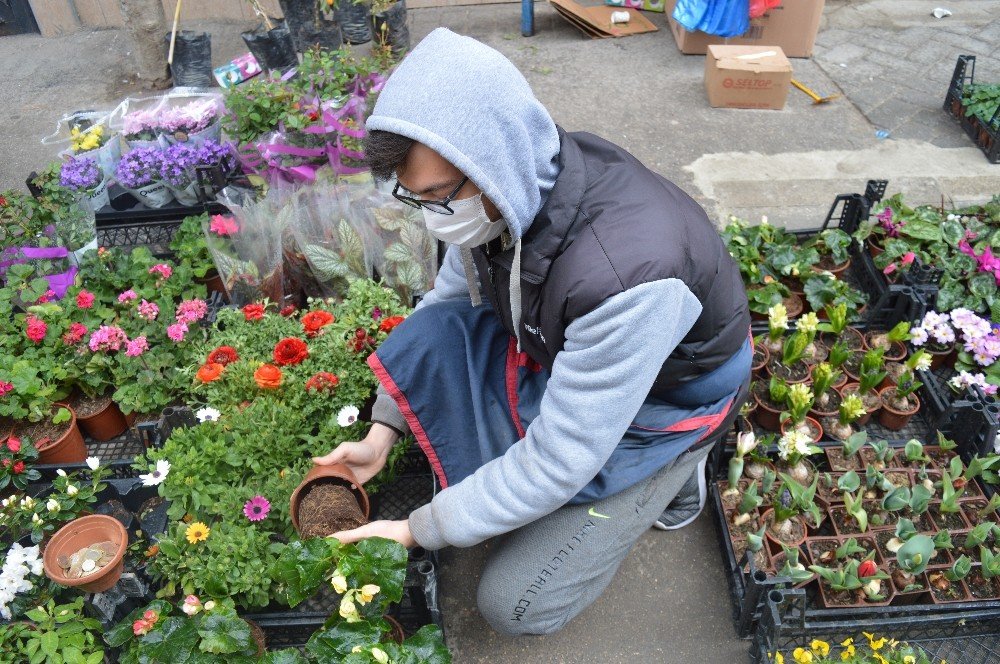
top-left (125, 336), bottom-right (149, 357)
top-left (76, 290), bottom-right (95, 309)
top-left (137, 300), bottom-right (159, 321)
top-left (149, 264), bottom-right (173, 280)
top-left (243, 495), bottom-right (271, 522)
top-left (0, 382), bottom-right (13, 397)
top-left (883, 263), bottom-right (897, 276)
top-left (901, 252), bottom-right (915, 266)
top-left (89, 325), bottom-right (128, 352)
top-left (26, 316), bottom-right (47, 343)
top-left (167, 322), bottom-right (188, 342)
top-left (118, 289), bottom-right (138, 303)
top-left (209, 214), bottom-right (239, 236)
top-left (175, 299), bottom-right (208, 324)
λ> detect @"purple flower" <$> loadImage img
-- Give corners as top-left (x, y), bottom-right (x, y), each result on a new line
top-left (159, 140), bottom-right (235, 187)
top-left (60, 157), bottom-right (102, 191)
top-left (243, 495), bottom-right (271, 522)
top-left (116, 146), bottom-right (165, 189)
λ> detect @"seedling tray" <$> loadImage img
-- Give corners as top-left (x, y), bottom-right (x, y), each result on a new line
top-left (943, 55), bottom-right (1000, 164)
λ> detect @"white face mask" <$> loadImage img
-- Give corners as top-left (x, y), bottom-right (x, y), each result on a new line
top-left (421, 193), bottom-right (506, 248)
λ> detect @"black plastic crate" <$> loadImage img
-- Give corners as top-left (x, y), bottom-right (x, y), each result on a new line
top-left (943, 55), bottom-right (1000, 164)
top-left (33, 422), bottom-right (158, 480)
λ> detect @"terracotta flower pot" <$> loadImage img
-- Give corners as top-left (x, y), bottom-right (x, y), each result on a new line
top-left (868, 239), bottom-right (885, 258)
top-left (838, 383), bottom-right (880, 426)
top-left (289, 463), bottom-right (370, 534)
top-left (35, 405), bottom-right (87, 465)
top-left (77, 398), bottom-right (128, 442)
top-left (864, 333), bottom-right (907, 362)
top-left (926, 344), bottom-right (957, 371)
top-left (750, 292), bottom-right (804, 322)
top-left (382, 615), bottom-right (405, 645)
top-left (43, 514), bottom-right (128, 593)
top-left (761, 508), bottom-right (808, 556)
top-left (754, 394), bottom-right (783, 432)
top-left (780, 416), bottom-right (823, 444)
top-left (877, 387), bottom-right (920, 431)
top-left (198, 269), bottom-right (229, 303)
top-left (751, 344), bottom-right (770, 376)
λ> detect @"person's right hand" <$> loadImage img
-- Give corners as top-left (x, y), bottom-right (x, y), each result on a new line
top-left (312, 422), bottom-right (399, 484)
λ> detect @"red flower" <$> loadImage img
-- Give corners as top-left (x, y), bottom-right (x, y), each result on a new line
top-left (196, 363), bottom-right (225, 383)
top-left (62, 322), bottom-right (88, 345)
top-left (76, 290), bottom-right (95, 309)
top-left (0, 196), bottom-right (6, 206)
top-left (379, 315), bottom-right (406, 334)
top-left (305, 371), bottom-right (340, 393)
top-left (254, 364), bottom-right (283, 390)
top-left (35, 290), bottom-right (56, 304)
top-left (280, 305), bottom-right (297, 317)
top-left (7, 437), bottom-right (21, 453)
top-left (12, 461), bottom-right (24, 474)
top-left (1, 459), bottom-right (9, 468)
top-left (26, 315), bottom-right (47, 343)
top-left (0, 382), bottom-right (12, 398)
top-left (858, 560), bottom-right (878, 578)
top-left (273, 338), bottom-right (309, 366)
top-left (207, 346), bottom-right (239, 366)
top-left (301, 310), bottom-right (335, 337)
top-left (243, 303), bottom-right (265, 321)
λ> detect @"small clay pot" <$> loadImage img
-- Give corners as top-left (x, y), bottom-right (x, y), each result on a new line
top-left (43, 514), bottom-right (128, 593)
top-left (35, 405), bottom-right (87, 465)
top-left (751, 344), bottom-right (770, 376)
top-left (815, 256), bottom-right (852, 279)
top-left (926, 344), bottom-right (958, 371)
top-left (77, 398), bottom-right (128, 442)
top-left (838, 383), bottom-right (880, 426)
top-left (877, 387), bottom-right (920, 432)
top-left (868, 239), bottom-right (885, 258)
top-left (780, 416), bottom-right (823, 444)
top-left (197, 269), bottom-right (229, 303)
top-left (382, 615), bottom-right (405, 645)
top-left (864, 333), bottom-right (907, 362)
top-left (289, 463), bottom-right (370, 534)
top-left (750, 292), bottom-right (804, 322)
top-left (754, 394), bottom-right (783, 432)
top-left (761, 508), bottom-right (808, 556)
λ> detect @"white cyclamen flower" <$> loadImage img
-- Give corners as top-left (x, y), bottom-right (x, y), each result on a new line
top-left (196, 407), bottom-right (221, 423)
top-left (140, 459), bottom-right (171, 487)
top-left (86, 457), bottom-right (100, 471)
top-left (337, 406), bottom-right (360, 428)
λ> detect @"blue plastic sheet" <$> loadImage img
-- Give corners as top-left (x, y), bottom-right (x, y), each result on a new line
top-left (671, 0), bottom-right (750, 37)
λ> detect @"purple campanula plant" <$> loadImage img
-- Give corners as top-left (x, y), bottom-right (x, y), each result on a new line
top-left (159, 141), bottom-right (235, 188)
top-left (116, 147), bottom-right (165, 189)
top-left (59, 157), bottom-right (103, 191)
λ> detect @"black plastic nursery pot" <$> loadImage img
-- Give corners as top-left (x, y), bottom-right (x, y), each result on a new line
top-left (241, 20), bottom-right (298, 71)
top-left (943, 55), bottom-right (1000, 165)
top-left (166, 31), bottom-right (214, 88)
top-left (279, 0), bottom-right (344, 52)
top-left (337, 0), bottom-right (373, 44)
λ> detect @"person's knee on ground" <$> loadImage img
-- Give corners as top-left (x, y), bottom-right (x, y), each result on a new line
top-left (476, 559), bottom-right (575, 636)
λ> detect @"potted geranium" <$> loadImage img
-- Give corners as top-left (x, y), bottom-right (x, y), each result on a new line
top-left (169, 213), bottom-right (226, 298)
top-left (115, 146), bottom-right (174, 208)
top-left (59, 156), bottom-right (109, 212)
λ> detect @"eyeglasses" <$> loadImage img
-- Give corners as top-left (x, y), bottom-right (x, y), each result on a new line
top-left (392, 176), bottom-right (469, 215)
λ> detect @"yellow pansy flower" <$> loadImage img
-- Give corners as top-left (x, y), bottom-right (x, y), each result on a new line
top-left (793, 648), bottom-right (813, 663)
top-left (811, 640), bottom-right (830, 656)
top-left (903, 656), bottom-right (915, 664)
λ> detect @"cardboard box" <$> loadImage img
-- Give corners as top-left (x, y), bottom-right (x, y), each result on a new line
top-left (665, 0), bottom-right (824, 58)
top-left (704, 45), bottom-right (792, 110)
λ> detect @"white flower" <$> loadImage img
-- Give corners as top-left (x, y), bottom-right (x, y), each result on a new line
top-left (181, 602), bottom-right (200, 616)
top-left (914, 353), bottom-right (932, 372)
top-left (31, 513), bottom-right (41, 524)
top-left (372, 647), bottom-right (389, 664)
top-left (19, 496), bottom-right (34, 510)
top-left (140, 459), bottom-right (171, 487)
top-left (761, 215), bottom-right (769, 225)
top-left (796, 312), bottom-right (819, 333)
top-left (203, 600), bottom-right (216, 611)
top-left (767, 303), bottom-right (788, 330)
top-left (909, 327), bottom-right (928, 346)
top-left (777, 430), bottom-right (811, 461)
top-left (339, 596), bottom-right (359, 622)
top-left (196, 407), bottom-right (221, 423)
top-left (331, 574), bottom-right (348, 594)
top-left (736, 431), bottom-right (757, 457)
top-left (46, 499), bottom-right (60, 513)
top-left (337, 406), bottom-right (360, 428)
top-left (86, 457), bottom-right (100, 471)
top-left (56, 469), bottom-right (66, 477)
top-left (65, 484), bottom-right (79, 497)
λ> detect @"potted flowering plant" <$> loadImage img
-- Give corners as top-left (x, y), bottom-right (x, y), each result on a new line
top-left (762, 474), bottom-right (821, 553)
top-left (169, 213), bottom-right (227, 299)
top-left (878, 363), bottom-right (923, 431)
top-left (884, 348), bottom-right (931, 388)
top-left (159, 140), bottom-right (235, 206)
top-left (0, 461), bottom-right (109, 545)
top-left (841, 348), bottom-right (886, 426)
top-left (754, 376), bottom-right (788, 432)
top-left (0, 436), bottom-right (42, 493)
top-left (808, 362), bottom-right (842, 421)
top-left (806, 228), bottom-right (853, 277)
top-left (115, 146), bottom-right (174, 208)
top-left (761, 303), bottom-right (788, 356)
top-left (865, 321), bottom-right (910, 362)
top-left (160, 98), bottom-right (224, 146)
top-left (780, 382), bottom-right (821, 445)
top-left (59, 156), bottom-right (109, 212)
top-left (775, 423), bottom-right (820, 483)
top-left (0, 541), bottom-right (54, 621)
top-left (824, 393), bottom-right (866, 442)
top-left (909, 310), bottom-right (958, 370)
top-left (809, 554), bottom-right (892, 608)
top-left (817, 303), bottom-right (864, 350)
top-left (122, 108), bottom-right (163, 148)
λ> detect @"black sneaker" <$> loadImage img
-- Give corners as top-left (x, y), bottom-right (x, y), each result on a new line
top-left (653, 456), bottom-right (708, 531)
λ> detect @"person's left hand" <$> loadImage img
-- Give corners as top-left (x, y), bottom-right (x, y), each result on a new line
top-left (330, 519), bottom-right (415, 548)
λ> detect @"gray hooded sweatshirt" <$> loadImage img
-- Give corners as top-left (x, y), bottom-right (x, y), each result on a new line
top-left (366, 29), bottom-right (703, 551)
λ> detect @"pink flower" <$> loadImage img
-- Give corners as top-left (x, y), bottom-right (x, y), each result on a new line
top-left (883, 263), bottom-right (897, 276)
top-left (35, 289), bottom-right (56, 304)
top-left (118, 289), bottom-right (138, 304)
top-left (243, 495), bottom-right (271, 522)
top-left (76, 290), bottom-right (95, 309)
top-left (25, 316), bottom-right (47, 343)
top-left (62, 322), bottom-right (88, 345)
top-left (89, 325), bottom-right (128, 352)
top-left (209, 214), bottom-right (239, 236)
top-left (125, 336), bottom-right (149, 357)
top-left (167, 322), bottom-right (188, 342)
top-left (175, 299), bottom-right (207, 324)
top-left (0, 382), bottom-right (12, 398)
top-left (901, 252), bottom-right (915, 266)
top-left (149, 264), bottom-right (173, 281)
top-left (137, 299), bottom-right (159, 321)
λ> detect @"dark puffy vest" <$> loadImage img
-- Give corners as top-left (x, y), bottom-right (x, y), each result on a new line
top-left (471, 128), bottom-right (750, 395)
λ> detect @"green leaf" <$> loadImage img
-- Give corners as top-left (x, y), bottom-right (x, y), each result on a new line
top-left (259, 650), bottom-right (309, 664)
top-left (899, 219), bottom-right (942, 242)
top-left (306, 621), bottom-right (382, 661)
top-left (969, 272), bottom-right (997, 300)
top-left (337, 537), bottom-right (409, 607)
top-left (40, 631), bottom-right (59, 657)
top-left (304, 244), bottom-right (350, 282)
top-left (383, 242), bottom-right (412, 265)
top-left (139, 617), bottom-right (200, 662)
top-left (269, 538), bottom-right (338, 607)
top-left (372, 207), bottom-right (408, 232)
top-left (197, 609), bottom-right (254, 655)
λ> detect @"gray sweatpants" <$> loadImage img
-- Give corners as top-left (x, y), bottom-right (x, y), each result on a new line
top-left (475, 444), bottom-right (714, 636)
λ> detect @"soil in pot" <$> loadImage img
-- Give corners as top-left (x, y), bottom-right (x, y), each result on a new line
top-left (825, 448), bottom-right (862, 472)
top-left (928, 570), bottom-right (970, 603)
top-left (298, 483), bottom-right (367, 539)
top-left (811, 389), bottom-right (842, 419)
top-left (929, 505), bottom-right (969, 531)
top-left (816, 255), bottom-right (851, 277)
top-left (888, 560), bottom-right (927, 599)
top-left (725, 509), bottom-right (763, 541)
top-left (719, 479), bottom-right (755, 512)
top-left (877, 387), bottom-right (920, 431)
top-left (733, 538), bottom-right (770, 573)
top-left (819, 583), bottom-right (892, 608)
top-left (829, 506), bottom-right (869, 536)
top-left (864, 333), bottom-right (907, 362)
top-left (0, 416), bottom-right (15, 443)
top-left (753, 382), bottom-right (784, 432)
top-left (766, 358), bottom-right (811, 384)
top-left (751, 345), bottom-right (769, 374)
top-left (821, 328), bottom-right (865, 352)
top-left (816, 475), bottom-right (845, 507)
top-left (763, 509), bottom-right (807, 553)
top-left (820, 417), bottom-right (853, 442)
top-left (962, 499), bottom-right (996, 526)
top-left (842, 353), bottom-right (863, 382)
top-left (859, 447), bottom-right (897, 470)
top-left (71, 392), bottom-right (128, 442)
top-left (966, 568), bottom-right (999, 599)
top-left (925, 447), bottom-right (952, 467)
top-left (882, 362), bottom-right (907, 387)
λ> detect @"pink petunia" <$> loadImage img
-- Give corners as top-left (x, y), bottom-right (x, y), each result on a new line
top-left (167, 322), bottom-right (188, 342)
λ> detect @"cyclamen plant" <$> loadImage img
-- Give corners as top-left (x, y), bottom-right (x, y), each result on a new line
top-left (116, 146), bottom-right (165, 189)
top-left (59, 156), bottom-right (103, 191)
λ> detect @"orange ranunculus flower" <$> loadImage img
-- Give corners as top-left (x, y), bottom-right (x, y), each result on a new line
top-left (301, 310), bottom-right (335, 337)
top-left (254, 363), bottom-right (283, 390)
top-left (379, 315), bottom-right (406, 333)
top-left (196, 363), bottom-right (225, 383)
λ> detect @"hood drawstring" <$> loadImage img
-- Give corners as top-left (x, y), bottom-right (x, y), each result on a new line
top-left (509, 238), bottom-right (523, 352)
top-left (460, 247), bottom-right (482, 307)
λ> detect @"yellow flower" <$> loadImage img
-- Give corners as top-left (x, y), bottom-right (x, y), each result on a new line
top-left (772, 654), bottom-right (784, 664)
top-left (351, 646), bottom-right (363, 653)
top-left (331, 575), bottom-right (348, 594)
top-left (840, 638), bottom-right (853, 647)
top-left (903, 656), bottom-right (915, 664)
top-left (793, 648), bottom-right (813, 663)
top-left (339, 597), bottom-right (359, 622)
top-left (358, 584), bottom-right (380, 605)
top-left (371, 647), bottom-right (389, 664)
top-left (811, 640), bottom-right (830, 656)
top-left (185, 522), bottom-right (210, 544)
top-left (869, 636), bottom-right (888, 651)
top-left (839, 638), bottom-right (855, 661)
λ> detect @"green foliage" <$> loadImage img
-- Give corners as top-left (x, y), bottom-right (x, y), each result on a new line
top-left (169, 213), bottom-right (215, 278)
top-left (0, 465), bottom-right (110, 545)
top-left (802, 273), bottom-right (867, 315)
top-left (946, 555), bottom-right (973, 583)
top-left (963, 83), bottom-right (1000, 125)
top-left (897, 535), bottom-right (935, 576)
top-left (7, 598), bottom-right (104, 664)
